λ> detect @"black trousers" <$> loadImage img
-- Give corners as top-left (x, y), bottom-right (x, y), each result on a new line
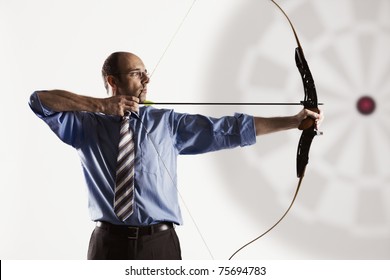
top-left (87, 223), bottom-right (182, 260)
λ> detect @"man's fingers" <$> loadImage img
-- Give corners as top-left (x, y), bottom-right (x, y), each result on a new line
top-left (304, 108), bottom-right (324, 130)
top-left (117, 96), bottom-right (140, 115)
top-left (297, 108), bottom-right (324, 130)
top-left (125, 100), bottom-right (140, 115)
top-left (123, 95), bottom-right (140, 103)
top-left (305, 108), bottom-right (319, 119)
top-left (315, 109), bottom-right (324, 129)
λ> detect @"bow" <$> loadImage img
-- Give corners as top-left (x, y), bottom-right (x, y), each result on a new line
top-left (227, 0), bottom-right (323, 259)
top-left (270, 0), bottom-right (323, 179)
top-left (144, 0), bottom-right (322, 259)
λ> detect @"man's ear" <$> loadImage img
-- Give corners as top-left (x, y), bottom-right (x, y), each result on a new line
top-left (106, 75), bottom-right (118, 95)
top-left (107, 75), bottom-right (118, 93)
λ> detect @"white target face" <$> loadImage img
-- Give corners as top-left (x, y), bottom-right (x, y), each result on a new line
top-left (205, 0), bottom-right (390, 258)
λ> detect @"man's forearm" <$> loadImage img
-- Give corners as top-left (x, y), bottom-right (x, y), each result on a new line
top-left (254, 116), bottom-right (299, 136)
top-left (37, 90), bottom-right (105, 113)
top-left (254, 108), bottom-right (322, 136)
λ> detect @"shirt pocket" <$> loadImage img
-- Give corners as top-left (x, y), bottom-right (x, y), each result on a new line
top-left (139, 136), bottom-right (162, 175)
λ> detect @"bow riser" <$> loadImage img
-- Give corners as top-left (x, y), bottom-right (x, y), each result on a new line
top-left (294, 46), bottom-right (321, 178)
top-left (295, 47), bottom-right (320, 130)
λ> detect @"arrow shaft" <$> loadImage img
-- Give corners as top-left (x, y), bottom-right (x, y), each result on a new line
top-left (143, 102), bottom-right (324, 106)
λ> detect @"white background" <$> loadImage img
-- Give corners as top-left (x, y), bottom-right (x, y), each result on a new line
top-left (1, 0), bottom-right (389, 260)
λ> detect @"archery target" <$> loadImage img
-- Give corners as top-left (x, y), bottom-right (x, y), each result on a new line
top-left (205, 0), bottom-right (390, 259)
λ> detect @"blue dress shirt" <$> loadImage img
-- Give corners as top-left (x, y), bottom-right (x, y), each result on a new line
top-left (29, 92), bottom-right (256, 226)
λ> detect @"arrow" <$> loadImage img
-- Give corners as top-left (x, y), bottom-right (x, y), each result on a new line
top-left (142, 101), bottom-right (324, 106)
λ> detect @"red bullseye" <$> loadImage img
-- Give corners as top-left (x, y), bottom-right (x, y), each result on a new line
top-left (357, 96), bottom-right (376, 115)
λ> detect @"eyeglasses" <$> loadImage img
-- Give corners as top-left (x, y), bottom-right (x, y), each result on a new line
top-left (116, 69), bottom-right (149, 80)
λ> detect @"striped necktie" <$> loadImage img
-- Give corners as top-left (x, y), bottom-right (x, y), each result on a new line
top-left (114, 115), bottom-right (135, 221)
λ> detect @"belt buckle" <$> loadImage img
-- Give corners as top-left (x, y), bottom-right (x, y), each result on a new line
top-left (127, 226), bottom-right (139, 239)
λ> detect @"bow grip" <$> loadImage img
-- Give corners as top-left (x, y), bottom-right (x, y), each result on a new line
top-left (298, 107), bottom-right (320, 130)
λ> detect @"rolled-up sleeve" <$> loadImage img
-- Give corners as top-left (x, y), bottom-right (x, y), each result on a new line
top-left (170, 111), bottom-right (256, 155)
top-left (233, 113), bottom-right (257, 147)
top-left (29, 91), bottom-right (85, 148)
top-left (29, 91), bottom-right (55, 118)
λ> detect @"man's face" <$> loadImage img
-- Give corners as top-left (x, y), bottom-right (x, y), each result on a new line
top-left (112, 53), bottom-right (149, 103)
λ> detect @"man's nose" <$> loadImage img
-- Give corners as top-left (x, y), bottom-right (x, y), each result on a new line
top-left (142, 73), bottom-right (150, 84)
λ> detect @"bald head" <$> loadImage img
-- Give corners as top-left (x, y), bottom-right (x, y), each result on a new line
top-left (101, 52), bottom-right (143, 92)
top-left (101, 51), bottom-right (149, 100)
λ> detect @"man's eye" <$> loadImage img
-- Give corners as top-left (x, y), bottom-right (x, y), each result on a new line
top-left (130, 72), bottom-right (139, 76)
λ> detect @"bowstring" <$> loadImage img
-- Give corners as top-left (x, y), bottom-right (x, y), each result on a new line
top-left (150, 0), bottom-right (198, 79)
top-left (145, 0), bottom-right (215, 259)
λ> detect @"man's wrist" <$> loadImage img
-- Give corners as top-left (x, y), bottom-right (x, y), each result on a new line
top-left (91, 97), bottom-right (106, 113)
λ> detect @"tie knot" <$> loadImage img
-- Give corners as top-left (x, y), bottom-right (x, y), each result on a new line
top-left (124, 111), bottom-right (131, 119)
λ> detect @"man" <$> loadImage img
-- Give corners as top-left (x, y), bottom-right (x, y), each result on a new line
top-left (29, 51), bottom-right (322, 260)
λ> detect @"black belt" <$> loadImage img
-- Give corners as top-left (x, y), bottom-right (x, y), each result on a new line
top-left (96, 221), bottom-right (174, 239)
